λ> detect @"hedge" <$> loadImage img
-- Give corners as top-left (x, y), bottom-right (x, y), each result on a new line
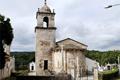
top-left (98, 68), bottom-right (119, 80)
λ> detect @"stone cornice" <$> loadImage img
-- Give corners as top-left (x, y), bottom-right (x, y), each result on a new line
top-left (35, 26), bottom-right (56, 32)
top-left (36, 12), bottom-right (55, 15)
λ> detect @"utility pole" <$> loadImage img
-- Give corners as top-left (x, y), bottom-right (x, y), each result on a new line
top-left (118, 56), bottom-right (119, 65)
top-left (118, 56), bottom-right (120, 75)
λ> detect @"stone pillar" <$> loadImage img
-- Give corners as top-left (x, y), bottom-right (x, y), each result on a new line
top-left (61, 45), bottom-right (64, 72)
top-left (64, 50), bottom-right (67, 73)
top-left (76, 55), bottom-right (79, 80)
top-left (93, 63), bottom-right (98, 80)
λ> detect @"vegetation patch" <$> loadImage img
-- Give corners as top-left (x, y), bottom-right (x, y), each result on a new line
top-left (98, 68), bottom-right (119, 80)
top-left (85, 50), bottom-right (120, 65)
top-left (11, 52), bottom-right (35, 70)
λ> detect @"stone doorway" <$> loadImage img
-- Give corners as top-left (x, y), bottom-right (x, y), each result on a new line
top-left (44, 60), bottom-right (48, 70)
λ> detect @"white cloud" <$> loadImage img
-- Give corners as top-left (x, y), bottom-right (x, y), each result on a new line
top-left (1, 0), bottom-right (120, 51)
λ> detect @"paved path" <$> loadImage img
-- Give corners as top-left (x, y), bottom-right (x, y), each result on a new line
top-left (78, 75), bottom-right (93, 80)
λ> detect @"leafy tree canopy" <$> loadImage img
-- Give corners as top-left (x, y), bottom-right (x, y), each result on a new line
top-left (85, 50), bottom-right (120, 66)
top-left (0, 14), bottom-right (13, 45)
top-left (0, 14), bottom-right (13, 69)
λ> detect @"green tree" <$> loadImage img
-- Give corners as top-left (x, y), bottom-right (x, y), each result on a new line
top-left (0, 14), bottom-right (13, 69)
top-left (85, 50), bottom-right (120, 65)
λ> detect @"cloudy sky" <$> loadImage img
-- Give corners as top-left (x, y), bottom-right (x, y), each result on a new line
top-left (0, 0), bottom-right (120, 51)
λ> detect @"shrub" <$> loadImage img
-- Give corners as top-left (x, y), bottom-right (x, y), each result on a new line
top-left (98, 68), bottom-right (119, 80)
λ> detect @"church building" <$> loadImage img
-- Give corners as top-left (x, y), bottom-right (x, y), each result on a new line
top-left (35, 0), bottom-right (88, 79)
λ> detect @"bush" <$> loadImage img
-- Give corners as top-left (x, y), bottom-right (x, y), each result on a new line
top-left (17, 65), bottom-right (28, 70)
top-left (98, 68), bottom-right (119, 80)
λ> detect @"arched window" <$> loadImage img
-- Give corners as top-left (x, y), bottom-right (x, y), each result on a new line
top-left (31, 65), bottom-right (34, 71)
top-left (43, 17), bottom-right (49, 28)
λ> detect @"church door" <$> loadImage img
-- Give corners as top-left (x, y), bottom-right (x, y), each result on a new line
top-left (44, 60), bottom-right (48, 70)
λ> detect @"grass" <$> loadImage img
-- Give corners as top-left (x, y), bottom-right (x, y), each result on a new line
top-left (99, 68), bottom-right (119, 75)
top-left (4, 70), bottom-right (29, 80)
top-left (98, 68), bottom-right (119, 80)
top-left (115, 76), bottom-right (120, 80)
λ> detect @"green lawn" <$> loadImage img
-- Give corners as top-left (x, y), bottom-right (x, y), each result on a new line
top-left (116, 78), bottom-right (120, 80)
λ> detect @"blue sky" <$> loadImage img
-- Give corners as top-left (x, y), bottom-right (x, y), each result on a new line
top-left (0, 0), bottom-right (120, 51)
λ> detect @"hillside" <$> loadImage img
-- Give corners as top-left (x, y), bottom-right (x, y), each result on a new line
top-left (11, 50), bottom-right (120, 70)
top-left (11, 52), bottom-right (35, 70)
top-left (85, 50), bottom-right (120, 65)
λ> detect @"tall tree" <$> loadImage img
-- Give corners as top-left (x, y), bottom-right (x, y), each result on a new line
top-left (0, 14), bottom-right (13, 69)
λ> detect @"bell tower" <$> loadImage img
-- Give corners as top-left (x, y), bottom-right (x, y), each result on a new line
top-left (36, 0), bottom-right (55, 28)
top-left (35, 0), bottom-right (56, 76)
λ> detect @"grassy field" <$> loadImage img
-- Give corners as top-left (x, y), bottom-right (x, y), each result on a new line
top-left (116, 78), bottom-right (120, 80)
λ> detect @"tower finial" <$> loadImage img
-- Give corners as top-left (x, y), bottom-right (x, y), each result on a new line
top-left (44, 0), bottom-right (47, 5)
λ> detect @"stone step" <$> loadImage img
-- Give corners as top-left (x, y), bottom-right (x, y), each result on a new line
top-left (13, 74), bottom-right (71, 80)
top-left (16, 76), bottom-right (55, 80)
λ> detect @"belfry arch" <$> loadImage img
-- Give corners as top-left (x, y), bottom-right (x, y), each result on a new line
top-left (43, 17), bottom-right (49, 28)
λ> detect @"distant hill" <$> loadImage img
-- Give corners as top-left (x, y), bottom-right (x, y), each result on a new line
top-left (11, 52), bottom-right (35, 70)
top-left (11, 50), bottom-right (120, 70)
top-left (85, 50), bottom-right (120, 65)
